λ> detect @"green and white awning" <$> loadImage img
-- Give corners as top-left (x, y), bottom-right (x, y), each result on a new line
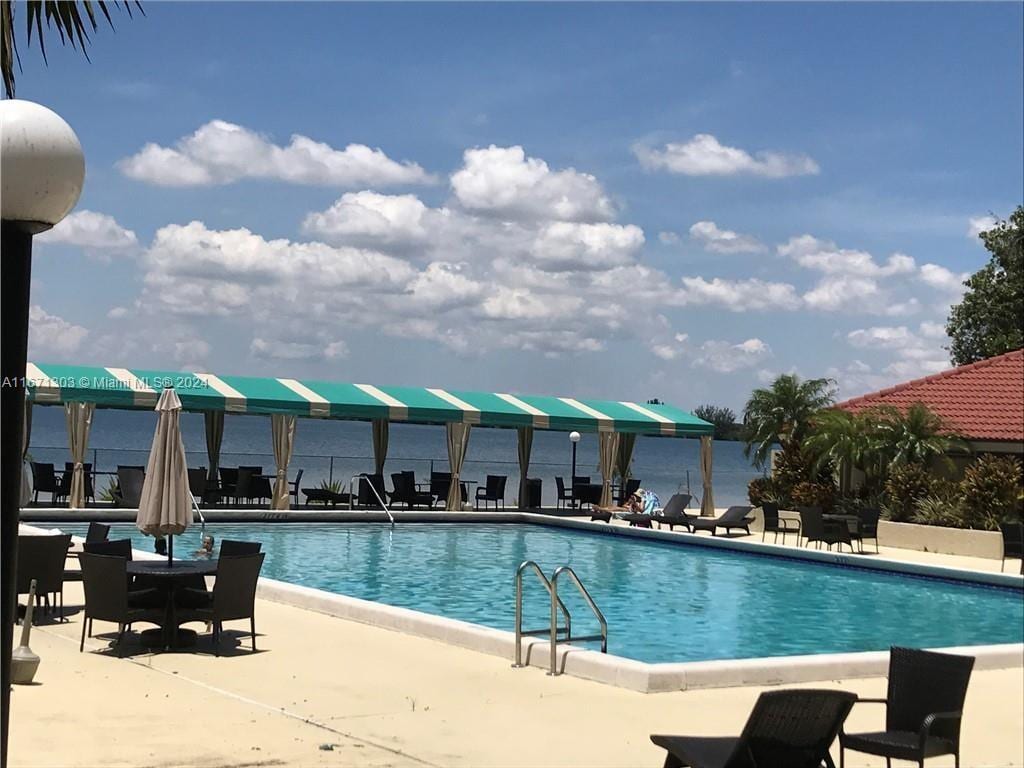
top-left (25, 362), bottom-right (712, 437)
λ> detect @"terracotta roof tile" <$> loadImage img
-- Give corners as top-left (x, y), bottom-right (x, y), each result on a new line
top-left (836, 349), bottom-right (1024, 442)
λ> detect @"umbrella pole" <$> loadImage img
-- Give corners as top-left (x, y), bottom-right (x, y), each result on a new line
top-left (167, 534), bottom-right (173, 566)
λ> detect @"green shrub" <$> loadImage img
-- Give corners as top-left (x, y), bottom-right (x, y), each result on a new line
top-left (959, 455), bottom-right (1023, 530)
top-left (747, 476), bottom-right (775, 507)
top-left (769, 441), bottom-right (835, 506)
top-left (912, 494), bottom-right (965, 528)
top-left (883, 463), bottom-right (935, 522)
top-left (790, 481), bottom-right (835, 512)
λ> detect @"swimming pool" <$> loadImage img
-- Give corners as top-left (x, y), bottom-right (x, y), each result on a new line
top-left (61, 521), bottom-right (1023, 664)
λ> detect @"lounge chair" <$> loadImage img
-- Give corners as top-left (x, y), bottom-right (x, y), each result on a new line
top-left (690, 506), bottom-right (754, 536)
top-left (302, 487), bottom-right (351, 506)
top-left (652, 688), bottom-right (856, 768)
top-left (840, 646), bottom-right (974, 768)
top-left (651, 494), bottom-right (695, 531)
top-left (799, 506), bottom-right (852, 551)
top-left (761, 502), bottom-right (800, 544)
top-left (999, 523), bottom-right (1023, 574)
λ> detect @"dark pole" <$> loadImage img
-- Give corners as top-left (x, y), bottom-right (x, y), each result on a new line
top-left (570, 441), bottom-right (577, 510)
top-left (1, 221), bottom-right (34, 768)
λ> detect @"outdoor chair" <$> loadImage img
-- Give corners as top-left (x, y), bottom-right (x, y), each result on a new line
top-left (799, 507), bottom-right (852, 551)
top-left (616, 477), bottom-right (641, 506)
top-left (690, 506), bottom-right (755, 536)
top-left (16, 533), bottom-right (72, 622)
top-left (179, 552), bottom-right (265, 655)
top-left (234, 467), bottom-right (256, 506)
top-left (761, 502), bottom-right (800, 544)
top-left (390, 471), bottom-right (433, 509)
top-left (840, 646), bottom-right (975, 768)
top-left (851, 507), bottom-right (881, 554)
top-left (30, 462), bottom-right (63, 504)
top-left (85, 521), bottom-right (111, 543)
top-left (220, 539), bottom-right (262, 557)
top-left (652, 688), bottom-right (857, 768)
top-left (289, 468), bottom-right (304, 506)
top-left (187, 468), bottom-right (207, 505)
top-left (554, 476), bottom-right (573, 510)
top-left (652, 493), bottom-right (695, 531)
top-left (430, 471), bottom-right (452, 508)
top-left (302, 486), bottom-right (351, 506)
top-left (999, 523), bottom-right (1023, 574)
top-left (83, 538), bottom-right (132, 558)
top-left (62, 462), bottom-right (94, 503)
top-left (113, 466), bottom-right (145, 508)
top-left (358, 473), bottom-right (388, 509)
top-left (78, 552), bottom-right (163, 655)
top-left (219, 467), bottom-right (239, 504)
top-left (475, 474), bottom-right (507, 510)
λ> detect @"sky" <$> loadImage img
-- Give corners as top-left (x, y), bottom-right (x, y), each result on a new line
top-left (17, 2), bottom-right (1024, 413)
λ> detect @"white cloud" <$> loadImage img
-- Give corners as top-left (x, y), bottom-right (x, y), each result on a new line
top-left (28, 305), bottom-right (88, 356)
top-left (919, 263), bottom-right (968, 294)
top-left (118, 119), bottom-right (434, 188)
top-left (967, 215), bottom-right (997, 238)
top-left (688, 220), bottom-right (765, 254)
top-left (250, 338), bottom-right (346, 361)
top-left (843, 324), bottom-right (951, 388)
top-left (633, 134), bottom-right (819, 178)
top-left (918, 320), bottom-right (947, 339)
top-left (678, 276), bottom-right (802, 311)
top-left (847, 325), bottom-right (916, 350)
top-left (658, 231), bottom-right (681, 245)
top-left (693, 338), bottom-right (771, 373)
top-left (107, 306), bottom-right (129, 319)
top-left (301, 191), bottom-right (443, 251)
top-left (450, 145), bottom-right (614, 222)
top-left (530, 222), bottom-right (644, 272)
top-left (37, 210), bottom-right (138, 253)
top-left (778, 235), bottom-right (916, 277)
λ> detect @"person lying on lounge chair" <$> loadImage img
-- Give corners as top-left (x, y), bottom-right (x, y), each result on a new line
top-left (592, 490), bottom-right (659, 526)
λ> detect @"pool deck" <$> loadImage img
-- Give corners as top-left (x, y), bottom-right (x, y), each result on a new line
top-left (10, 574), bottom-right (1024, 768)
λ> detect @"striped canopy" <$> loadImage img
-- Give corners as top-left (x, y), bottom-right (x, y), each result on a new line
top-left (25, 362), bottom-right (712, 437)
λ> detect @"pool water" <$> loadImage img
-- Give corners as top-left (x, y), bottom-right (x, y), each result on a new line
top-left (62, 522), bottom-right (1024, 664)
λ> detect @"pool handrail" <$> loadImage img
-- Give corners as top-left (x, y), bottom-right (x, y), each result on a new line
top-left (346, 474), bottom-right (395, 526)
top-left (550, 565), bottom-right (608, 675)
top-left (513, 560), bottom-right (571, 668)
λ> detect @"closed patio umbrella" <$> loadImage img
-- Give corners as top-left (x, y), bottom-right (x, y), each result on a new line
top-left (136, 387), bottom-right (193, 564)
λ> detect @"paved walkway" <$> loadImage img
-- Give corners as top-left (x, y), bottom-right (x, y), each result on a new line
top-left (9, 573), bottom-right (1024, 768)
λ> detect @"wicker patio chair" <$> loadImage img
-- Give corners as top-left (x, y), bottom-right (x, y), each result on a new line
top-left (113, 466), bottom-right (145, 508)
top-left (652, 688), bottom-right (856, 768)
top-left (31, 462), bottom-right (62, 504)
top-left (178, 552), bottom-right (265, 655)
top-left (85, 522), bottom-right (111, 543)
top-left (219, 540), bottom-right (262, 557)
top-left (78, 553), bottom-right (163, 655)
top-left (475, 474), bottom-right (507, 510)
top-left (16, 533), bottom-right (72, 621)
top-left (850, 507), bottom-right (881, 554)
top-left (760, 502), bottom-right (801, 544)
top-left (554, 476), bottom-right (573, 510)
top-left (840, 646), bottom-right (975, 768)
top-left (799, 507), bottom-right (852, 551)
top-left (999, 523), bottom-right (1023, 574)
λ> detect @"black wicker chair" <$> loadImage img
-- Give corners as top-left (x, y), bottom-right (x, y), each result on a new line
top-left (85, 522), bottom-right (111, 543)
top-left (690, 506), bottom-right (755, 536)
top-left (219, 467), bottom-right (239, 504)
top-left (851, 507), bottom-right (881, 554)
top-left (113, 466), bottom-right (145, 508)
top-left (389, 471), bottom-right (433, 509)
top-left (358, 473), bottom-right (388, 508)
top-left (475, 474), bottom-right (507, 510)
top-left (179, 552), bottom-right (265, 655)
top-left (799, 507), bottom-right (852, 551)
top-left (16, 533), bottom-right (72, 621)
top-left (999, 523), bottom-right (1023, 574)
top-left (31, 462), bottom-right (63, 504)
top-left (760, 502), bottom-right (801, 544)
top-left (651, 493), bottom-right (695, 531)
top-left (554, 477), bottom-right (573, 510)
top-left (840, 646), bottom-right (975, 768)
top-left (652, 688), bottom-right (857, 768)
top-left (78, 552), bottom-right (163, 655)
top-left (83, 538), bottom-right (132, 558)
top-left (219, 539), bottom-right (262, 557)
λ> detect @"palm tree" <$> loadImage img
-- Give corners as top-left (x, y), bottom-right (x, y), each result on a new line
top-left (2, 1), bottom-right (141, 99)
top-left (804, 409), bottom-right (873, 493)
top-left (872, 402), bottom-right (968, 468)
top-left (742, 373), bottom-right (836, 469)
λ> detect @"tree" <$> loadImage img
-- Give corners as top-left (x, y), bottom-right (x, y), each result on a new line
top-left (2, 1), bottom-right (141, 98)
top-left (804, 408), bottom-right (877, 494)
top-left (871, 403), bottom-right (967, 468)
top-left (692, 404), bottom-right (739, 440)
top-left (947, 205), bottom-right (1024, 365)
top-left (741, 373), bottom-right (836, 469)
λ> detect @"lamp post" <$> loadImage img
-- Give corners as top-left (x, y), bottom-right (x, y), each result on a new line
top-left (568, 431), bottom-right (581, 509)
top-left (1, 100), bottom-right (85, 768)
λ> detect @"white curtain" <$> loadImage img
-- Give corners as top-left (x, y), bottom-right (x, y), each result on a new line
top-left (21, 399), bottom-right (32, 507)
top-left (700, 435), bottom-right (715, 516)
top-left (598, 432), bottom-right (619, 508)
top-left (517, 426), bottom-right (533, 507)
top-left (204, 411), bottom-right (224, 484)
top-left (372, 419), bottom-right (389, 475)
top-left (445, 423), bottom-right (472, 510)
top-left (271, 414), bottom-right (296, 510)
top-left (65, 402), bottom-right (94, 509)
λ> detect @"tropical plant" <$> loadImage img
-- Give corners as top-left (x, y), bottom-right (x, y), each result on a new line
top-left (912, 494), bottom-right (964, 528)
top-left (803, 409), bottom-right (880, 494)
top-left (693, 404), bottom-right (740, 440)
top-left (883, 463), bottom-right (936, 522)
top-left (747, 476), bottom-right (776, 507)
top-left (872, 403), bottom-right (967, 469)
top-left (2, 0), bottom-right (142, 98)
top-left (959, 454), bottom-right (1023, 530)
top-left (742, 374), bottom-right (836, 469)
top-left (789, 481), bottom-right (835, 512)
top-left (97, 476), bottom-right (118, 503)
top-left (947, 205), bottom-right (1024, 366)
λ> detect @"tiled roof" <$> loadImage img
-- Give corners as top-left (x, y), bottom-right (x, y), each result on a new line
top-left (837, 349), bottom-right (1024, 442)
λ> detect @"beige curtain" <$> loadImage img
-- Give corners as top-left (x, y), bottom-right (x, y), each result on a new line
top-left (65, 402), bottom-right (94, 509)
top-left (615, 433), bottom-right (636, 481)
top-left (517, 426), bottom-right (534, 507)
top-left (21, 399), bottom-right (32, 507)
top-left (271, 414), bottom-right (296, 510)
top-left (372, 419), bottom-right (389, 475)
top-left (598, 432), bottom-right (619, 508)
top-left (445, 422), bottom-right (472, 510)
top-left (700, 435), bottom-right (715, 516)
top-left (137, 388), bottom-right (192, 538)
top-left (204, 411), bottom-right (224, 484)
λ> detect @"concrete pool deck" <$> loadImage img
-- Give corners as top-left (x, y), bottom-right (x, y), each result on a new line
top-left (10, 575), bottom-right (1024, 768)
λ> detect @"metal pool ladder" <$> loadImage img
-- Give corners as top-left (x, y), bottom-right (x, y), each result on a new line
top-left (347, 474), bottom-right (395, 526)
top-left (512, 560), bottom-right (608, 676)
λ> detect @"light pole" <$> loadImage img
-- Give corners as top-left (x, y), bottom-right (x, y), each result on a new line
top-left (568, 431), bottom-right (581, 509)
top-left (1, 100), bottom-right (85, 768)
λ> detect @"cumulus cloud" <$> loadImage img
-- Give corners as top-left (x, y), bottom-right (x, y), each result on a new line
top-left (678, 276), bottom-right (801, 311)
top-left (843, 323), bottom-right (951, 387)
top-left (530, 222), bottom-right (644, 272)
top-left (37, 210), bottom-right (138, 253)
top-left (301, 191), bottom-right (444, 251)
top-left (967, 215), bottom-right (997, 239)
top-left (118, 120), bottom-right (434, 188)
top-left (28, 305), bottom-right (88, 356)
top-left (633, 134), bottom-right (819, 178)
top-left (778, 235), bottom-right (916, 277)
top-left (658, 231), bottom-right (681, 245)
top-left (693, 338), bottom-right (771, 373)
top-left (919, 263), bottom-right (968, 294)
top-left (250, 338), bottom-right (347, 361)
top-left (688, 220), bottom-right (765, 254)
top-left (450, 145), bottom-right (614, 222)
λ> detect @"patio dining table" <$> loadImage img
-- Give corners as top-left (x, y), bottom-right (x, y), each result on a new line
top-left (127, 559), bottom-right (218, 649)
top-left (823, 513), bottom-right (863, 552)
